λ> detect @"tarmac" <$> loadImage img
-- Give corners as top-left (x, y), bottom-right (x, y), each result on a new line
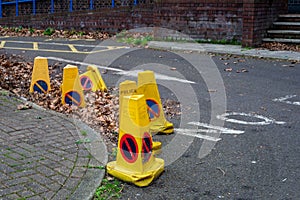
top-left (0, 41), bottom-right (299, 200)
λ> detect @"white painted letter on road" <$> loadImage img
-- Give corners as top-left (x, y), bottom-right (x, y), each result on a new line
top-left (216, 112), bottom-right (286, 125)
top-left (273, 95), bottom-right (300, 106)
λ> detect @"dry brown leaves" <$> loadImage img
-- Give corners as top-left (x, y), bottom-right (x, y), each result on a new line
top-left (0, 27), bottom-right (110, 40)
top-left (0, 54), bottom-right (181, 144)
top-left (162, 99), bottom-right (181, 119)
top-left (261, 42), bottom-right (300, 52)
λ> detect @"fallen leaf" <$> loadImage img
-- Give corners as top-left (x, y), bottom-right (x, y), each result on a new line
top-left (17, 103), bottom-right (32, 110)
top-left (236, 68), bottom-right (249, 73)
top-left (208, 89), bottom-right (217, 93)
top-left (224, 68), bottom-right (233, 72)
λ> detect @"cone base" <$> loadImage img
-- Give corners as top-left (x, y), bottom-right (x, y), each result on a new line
top-left (150, 121), bottom-right (174, 135)
top-left (106, 158), bottom-right (164, 187)
top-left (153, 141), bottom-right (162, 155)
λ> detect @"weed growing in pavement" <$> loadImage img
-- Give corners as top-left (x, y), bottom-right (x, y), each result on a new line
top-left (0, 90), bottom-right (9, 96)
top-left (80, 130), bottom-right (88, 136)
top-left (43, 27), bottom-right (55, 36)
top-left (94, 178), bottom-right (123, 200)
top-left (75, 138), bottom-right (91, 144)
top-left (111, 148), bottom-right (118, 159)
top-left (29, 28), bottom-right (35, 34)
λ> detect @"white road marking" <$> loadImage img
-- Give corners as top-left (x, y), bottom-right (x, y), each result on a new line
top-left (46, 57), bottom-right (195, 84)
top-left (116, 70), bottom-right (196, 84)
top-left (216, 112), bottom-right (286, 125)
top-left (187, 122), bottom-right (244, 134)
top-left (272, 95), bottom-right (300, 106)
top-left (175, 129), bottom-right (221, 142)
top-left (46, 57), bottom-right (124, 72)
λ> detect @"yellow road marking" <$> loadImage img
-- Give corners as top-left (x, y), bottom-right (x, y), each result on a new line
top-left (68, 44), bottom-right (78, 52)
top-left (33, 42), bottom-right (39, 50)
top-left (0, 41), bottom-right (6, 48)
top-left (0, 41), bottom-right (127, 54)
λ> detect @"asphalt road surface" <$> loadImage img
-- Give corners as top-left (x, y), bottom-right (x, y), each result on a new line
top-left (1, 37), bottom-right (299, 200)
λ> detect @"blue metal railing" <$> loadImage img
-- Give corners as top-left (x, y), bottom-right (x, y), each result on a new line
top-left (0, 0), bottom-right (142, 18)
top-left (0, 0), bottom-right (36, 17)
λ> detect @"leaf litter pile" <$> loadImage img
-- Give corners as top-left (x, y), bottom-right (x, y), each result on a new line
top-left (0, 54), bottom-right (181, 146)
top-left (261, 42), bottom-right (300, 52)
top-left (0, 26), bottom-right (110, 40)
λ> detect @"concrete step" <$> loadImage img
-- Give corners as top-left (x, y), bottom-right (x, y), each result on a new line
top-left (272, 22), bottom-right (300, 30)
top-left (278, 14), bottom-right (300, 18)
top-left (273, 22), bottom-right (300, 26)
top-left (267, 30), bottom-right (300, 34)
top-left (267, 30), bottom-right (300, 39)
top-left (262, 38), bottom-right (300, 44)
top-left (278, 14), bottom-right (300, 22)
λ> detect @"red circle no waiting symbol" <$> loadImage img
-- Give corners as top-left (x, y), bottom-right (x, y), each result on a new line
top-left (80, 75), bottom-right (93, 91)
top-left (120, 134), bottom-right (138, 163)
top-left (142, 132), bottom-right (152, 163)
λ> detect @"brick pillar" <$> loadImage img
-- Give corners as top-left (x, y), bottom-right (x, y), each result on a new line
top-left (242, 0), bottom-right (288, 47)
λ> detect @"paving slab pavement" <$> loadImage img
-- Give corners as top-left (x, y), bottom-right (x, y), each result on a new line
top-left (148, 41), bottom-right (300, 61)
top-left (0, 92), bottom-right (107, 200)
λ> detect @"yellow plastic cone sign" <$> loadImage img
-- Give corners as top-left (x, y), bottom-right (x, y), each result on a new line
top-left (137, 71), bottom-right (174, 134)
top-left (107, 95), bottom-right (164, 187)
top-left (61, 65), bottom-right (86, 107)
top-left (119, 80), bottom-right (162, 154)
top-left (79, 65), bottom-right (107, 92)
top-left (30, 57), bottom-right (51, 94)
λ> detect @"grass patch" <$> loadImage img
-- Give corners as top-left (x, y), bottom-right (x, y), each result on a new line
top-left (116, 30), bottom-right (153, 46)
top-left (87, 165), bottom-right (105, 170)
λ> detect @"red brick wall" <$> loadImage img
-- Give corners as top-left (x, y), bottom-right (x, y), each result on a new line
top-left (155, 0), bottom-right (244, 41)
top-left (0, 0), bottom-right (288, 47)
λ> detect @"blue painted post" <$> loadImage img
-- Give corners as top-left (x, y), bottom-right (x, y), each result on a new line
top-left (90, 0), bottom-right (93, 10)
top-left (134, 0), bottom-right (137, 6)
top-left (51, 0), bottom-right (54, 13)
top-left (16, 0), bottom-right (19, 17)
top-left (33, 0), bottom-right (36, 15)
top-left (112, 0), bottom-right (114, 8)
top-left (0, 0), bottom-right (2, 18)
top-left (69, 0), bottom-right (72, 12)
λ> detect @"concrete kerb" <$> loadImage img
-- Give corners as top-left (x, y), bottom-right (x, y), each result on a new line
top-left (148, 41), bottom-right (300, 62)
top-left (10, 92), bottom-right (108, 200)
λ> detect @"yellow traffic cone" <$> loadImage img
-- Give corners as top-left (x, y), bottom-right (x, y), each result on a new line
top-left (61, 65), bottom-right (86, 107)
top-left (119, 80), bottom-right (162, 154)
top-left (29, 57), bottom-right (51, 94)
top-left (79, 65), bottom-right (107, 92)
top-left (137, 71), bottom-right (174, 134)
top-left (107, 94), bottom-right (164, 187)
